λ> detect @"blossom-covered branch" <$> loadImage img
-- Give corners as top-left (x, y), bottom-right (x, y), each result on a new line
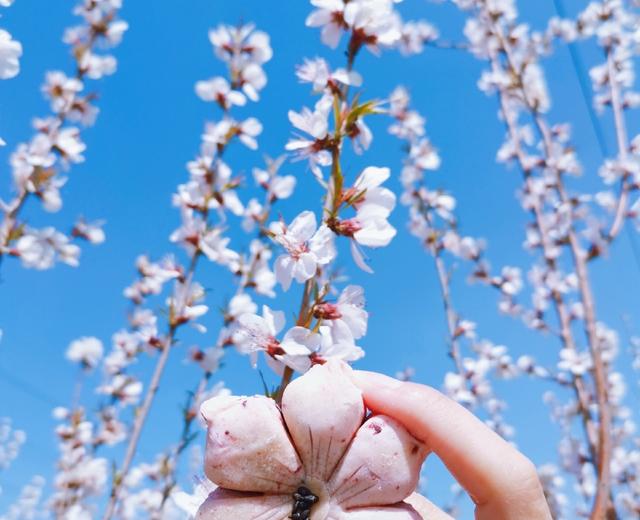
top-left (31, 1), bottom-right (639, 518)
top-left (232, 0), bottom-right (445, 399)
top-left (0, 417), bottom-right (24, 476)
top-left (96, 23), bottom-right (274, 519)
top-left (0, 0), bottom-right (127, 271)
top-left (388, 86), bottom-right (517, 442)
top-left (450, 0), bottom-right (640, 516)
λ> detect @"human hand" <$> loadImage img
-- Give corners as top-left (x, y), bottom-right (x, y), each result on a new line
top-left (353, 370), bottom-right (552, 520)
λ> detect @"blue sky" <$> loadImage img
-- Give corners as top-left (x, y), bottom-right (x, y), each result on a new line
top-left (0, 0), bottom-right (639, 515)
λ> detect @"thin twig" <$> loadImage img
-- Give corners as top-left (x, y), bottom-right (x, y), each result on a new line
top-left (491, 21), bottom-right (615, 518)
top-left (100, 258), bottom-right (201, 520)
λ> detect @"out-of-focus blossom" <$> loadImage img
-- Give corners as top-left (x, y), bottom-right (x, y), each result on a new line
top-left (66, 336), bottom-right (104, 370)
top-left (0, 0), bottom-right (127, 269)
top-left (13, 227), bottom-right (80, 270)
top-left (0, 28), bottom-right (21, 79)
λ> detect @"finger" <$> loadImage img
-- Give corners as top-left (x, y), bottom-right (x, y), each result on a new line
top-left (404, 493), bottom-right (454, 520)
top-left (353, 371), bottom-right (551, 520)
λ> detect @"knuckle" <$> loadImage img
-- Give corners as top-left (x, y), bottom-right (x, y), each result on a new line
top-left (504, 454), bottom-right (544, 498)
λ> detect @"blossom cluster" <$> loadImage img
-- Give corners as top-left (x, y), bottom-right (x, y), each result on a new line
top-left (74, 4), bottom-right (434, 515)
top-left (306, 0), bottom-right (438, 58)
top-left (0, 417), bottom-right (25, 475)
top-left (388, 86), bottom-right (516, 440)
top-left (0, 0), bottom-right (126, 270)
top-left (0, 476), bottom-right (45, 520)
top-left (1, 0), bottom-right (638, 519)
top-left (0, 0), bottom-right (22, 126)
top-left (231, 23), bottom-right (407, 375)
top-left (50, 406), bottom-right (109, 518)
top-left (574, 2), bottom-right (640, 238)
top-left (449, 0), bottom-right (640, 516)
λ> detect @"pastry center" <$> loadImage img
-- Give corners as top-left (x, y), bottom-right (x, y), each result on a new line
top-left (290, 486), bottom-right (319, 520)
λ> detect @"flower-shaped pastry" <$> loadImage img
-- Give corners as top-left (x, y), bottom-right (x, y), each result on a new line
top-left (196, 360), bottom-right (428, 519)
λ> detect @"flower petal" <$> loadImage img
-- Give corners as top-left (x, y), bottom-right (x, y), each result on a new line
top-left (201, 395), bottom-right (303, 493)
top-left (350, 240), bottom-right (374, 273)
top-left (353, 217), bottom-right (396, 248)
top-left (359, 186), bottom-right (396, 215)
top-left (309, 225), bottom-right (336, 264)
top-left (292, 252), bottom-right (318, 283)
top-left (196, 488), bottom-right (291, 520)
top-left (289, 210), bottom-right (317, 242)
top-left (275, 255), bottom-right (294, 291)
top-left (263, 305), bottom-right (286, 336)
top-left (354, 166), bottom-right (390, 191)
top-left (329, 415), bottom-right (428, 509)
top-left (281, 360), bottom-right (364, 481)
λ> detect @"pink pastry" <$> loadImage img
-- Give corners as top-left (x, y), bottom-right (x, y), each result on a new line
top-left (197, 360), bottom-right (429, 519)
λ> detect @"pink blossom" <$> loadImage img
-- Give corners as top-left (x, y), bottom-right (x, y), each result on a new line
top-left (332, 166), bottom-right (397, 271)
top-left (233, 305), bottom-right (320, 371)
top-left (14, 227), bottom-right (80, 270)
top-left (270, 211), bottom-right (336, 290)
top-left (195, 77), bottom-right (246, 109)
top-left (285, 103), bottom-right (332, 180)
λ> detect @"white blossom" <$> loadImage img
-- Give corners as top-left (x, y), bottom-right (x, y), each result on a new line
top-left (195, 76), bottom-right (246, 109)
top-left (14, 227), bottom-right (80, 270)
top-left (270, 211), bottom-right (336, 290)
top-left (0, 28), bottom-right (21, 79)
top-left (66, 336), bottom-right (104, 369)
top-left (285, 102), bottom-right (332, 179)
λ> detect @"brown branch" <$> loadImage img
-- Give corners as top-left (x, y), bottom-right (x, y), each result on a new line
top-left (490, 21), bottom-right (615, 518)
top-left (101, 253), bottom-right (202, 520)
top-left (492, 71), bottom-right (600, 460)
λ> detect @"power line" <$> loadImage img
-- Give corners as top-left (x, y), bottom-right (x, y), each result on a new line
top-left (551, 0), bottom-right (610, 158)
top-left (0, 365), bottom-right (61, 409)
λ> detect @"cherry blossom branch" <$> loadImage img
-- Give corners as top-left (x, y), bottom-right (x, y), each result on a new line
top-left (563, 2), bottom-right (640, 254)
top-left (94, 23), bottom-right (275, 517)
top-left (387, 86), bottom-right (515, 439)
top-left (491, 65), bottom-right (600, 461)
top-left (233, 0), bottom-right (436, 402)
top-left (446, 1), bottom-right (630, 515)
top-left (51, 339), bottom-right (108, 518)
top-left (493, 25), bottom-right (615, 514)
top-left (0, 0), bottom-right (126, 271)
top-left (101, 309), bottom-right (184, 520)
top-left (496, 32), bottom-right (614, 520)
top-left (432, 253), bottom-right (465, 374)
